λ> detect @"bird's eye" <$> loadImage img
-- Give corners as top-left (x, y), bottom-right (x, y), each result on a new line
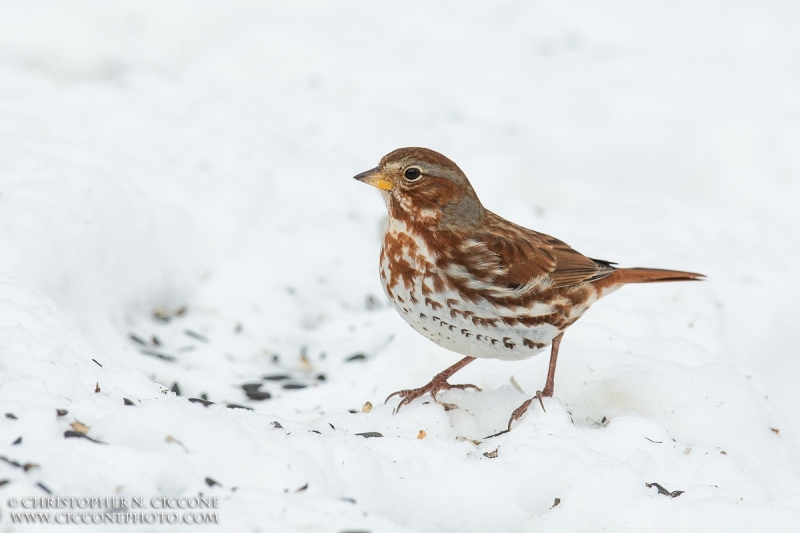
top-left (404, 167), bottom-right (422, 181)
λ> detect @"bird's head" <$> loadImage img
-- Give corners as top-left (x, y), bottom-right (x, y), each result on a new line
top-left (353, 147), bottom-right (485, 229)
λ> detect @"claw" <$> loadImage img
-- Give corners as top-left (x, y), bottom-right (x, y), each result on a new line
top-left (535, 390), bottom-right (547, 413)
top-left (384, 389), bottom-right (405, 404)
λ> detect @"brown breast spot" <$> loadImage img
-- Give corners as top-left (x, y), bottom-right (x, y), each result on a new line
top-left (425, 298), bottom-right (444, 311)
top-left (471, 316), bottom-right (498, 328)
top-left (523, 338), bottom-right (546, 350)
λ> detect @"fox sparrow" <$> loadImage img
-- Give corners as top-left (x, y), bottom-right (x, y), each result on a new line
top-left (354, 147), bottom-right (703, 434)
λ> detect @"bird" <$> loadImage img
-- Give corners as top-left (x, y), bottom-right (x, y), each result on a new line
top-left (354, 147), bottom-right (704, 435)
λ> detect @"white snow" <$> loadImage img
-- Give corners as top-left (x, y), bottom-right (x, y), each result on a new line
top-left (1, 1), bottom-right (799, 531)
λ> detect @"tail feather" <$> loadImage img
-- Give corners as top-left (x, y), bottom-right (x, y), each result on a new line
top-left (607, 267), bottom-right (705, 285)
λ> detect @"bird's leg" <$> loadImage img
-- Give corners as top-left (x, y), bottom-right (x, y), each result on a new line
top-left (488, 333), bottom-right (565, 438)
top-left (385, 356), bottom-right (480, 413)
top-left (538, 332), bottom-right (563, 400)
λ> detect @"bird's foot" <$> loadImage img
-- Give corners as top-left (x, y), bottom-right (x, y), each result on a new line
top-left (385, 374), bottom-right (481, 414)
top-left (485, 389), bottom-right (552, 439)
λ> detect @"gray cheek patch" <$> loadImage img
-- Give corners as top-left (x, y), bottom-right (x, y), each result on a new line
top-left (440, 195), bottom-right (484, 229)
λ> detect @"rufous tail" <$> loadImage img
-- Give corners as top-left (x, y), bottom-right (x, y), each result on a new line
top-left (607, 268), bottom-right (705, 285)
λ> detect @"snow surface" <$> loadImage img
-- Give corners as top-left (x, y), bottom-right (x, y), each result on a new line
top-left (1, 1), bottom-right (800, 531)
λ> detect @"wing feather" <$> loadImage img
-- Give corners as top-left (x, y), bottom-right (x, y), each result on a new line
top-left (474, 212), bottom-right (615, 291)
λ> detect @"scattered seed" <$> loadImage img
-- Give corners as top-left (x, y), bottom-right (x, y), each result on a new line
top-left (645, 437), bottom-right (662, 444)
top-left (37, 482), bottom-right (52, 494)
top-left (128, 334), bottom-right (147, 346)
top-left (345, 353), bottom-right (366, 362)
top-left (348, 409), bottom-right (358, 414)
top-left (174, 306), bottom-right (188, 317)
top-left (95, 383), bottom-right (101, 393)
top-left (92, 359), bottom-right (103, 367)
top-left (205, 477), bottom-right (221, 487)
top-left (355, 432), bottom-right (383, 438)
top-left (153, 308), bottom-right (171, 323)
top-left (551, 497), bottom-right (561, 509)
top-left (417, 430), bottom-right (427, 440)
top-left (295, 483), bottom-right (308, 492)
top-left (5, 413), bottom-right (17, 420)
top-left (771, 427), bottom-right (780, 435)
top-left (123, 398), bottom-right (135, 406)
top-left (683, 447), bottom-right (692, 454)
top-left (316, 374), bottom-right (326, 381)
top-left (0, 480), bottom-right (9, 488)
top-left (188, 398), bottom-right (214, 407)
top-left (226, 404), bottom-right (253, 411)
top-left (483, 447), bottom-right (499, 459)
top-left (263, 374), bottom-right (291, 381)
top-left (646, 482), bottom-right (684, 498)
top-left (12, 437), bottom-right (22, 445)
top-left (151, 335), bottom-right (161, 346)
top-left (299, 350), bottom-right (313, 371)
top-left (340, 497), bottom-right (356, 504)
top-left (56, 409), bottom-right (68, 417)
top-left (441, 402), bottom-right (459, 412)
top-left (70, 421), bottom-right (90, 435)
top-left (22, 463), bottom-right (38, 472)
top-left (140, 350), bottom-right (176, 362)
top-left (64, 431), bottom-right (105, 444)
top-left (309, 430), bottom-right (321, 435)
top-left (720, 450), bottom-right (727, 455)
top-left (365, 294), bottom-right (380, 310)
top-left (165, 435), bottom-right (188, 452)
top-left (243, 387), bottom-right (271, 401)
top-left (0, 457), bottom-right (21, 468)
top-left (509, 376), bottom-right (524, 394)
top-left (282, 383), bottom-right (307, 390)
top-left (328, 423), bottom-right (335, 430)
top-left (271, 421), bottom-right (284, 429)
top-left (184, 330), bottom-right (209, 343)
top-left (456, 436), bottom-right (481, 446)
top-left (171, 383), bottom-right (182, 396)
top-left (362, 402), bottom-right (373, 413)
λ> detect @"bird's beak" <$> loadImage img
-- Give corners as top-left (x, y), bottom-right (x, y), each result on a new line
top-left (353, 166), bottom-right (393, 191)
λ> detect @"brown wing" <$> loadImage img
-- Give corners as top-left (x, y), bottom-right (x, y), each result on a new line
top-left (478, 212), bottom-right (615, 290)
